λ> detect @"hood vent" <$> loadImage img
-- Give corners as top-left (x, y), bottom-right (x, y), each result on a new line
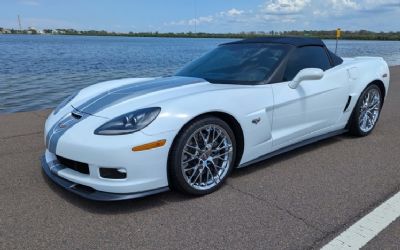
top-left (71, 110), bottom-right (83, 120)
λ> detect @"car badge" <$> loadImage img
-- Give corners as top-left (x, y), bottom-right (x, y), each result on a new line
top-left (58, 122), bottom-right (67, 128)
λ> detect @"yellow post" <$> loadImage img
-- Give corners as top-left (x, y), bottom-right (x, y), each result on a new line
top-left (336, 28), bottom-right (341, 39)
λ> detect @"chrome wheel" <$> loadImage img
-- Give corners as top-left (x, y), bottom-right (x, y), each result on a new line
top-left (359, 88), bottom-right (381, 133)
top-left (180, 124), bottom-right (233, 191)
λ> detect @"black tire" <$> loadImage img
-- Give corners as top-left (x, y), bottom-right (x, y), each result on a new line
top-left (168, 116), bottom-right (237, 195)
top-left (348, 84), bottom-right (383, 137)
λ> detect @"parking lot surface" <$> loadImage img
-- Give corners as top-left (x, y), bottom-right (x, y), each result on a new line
top-left (1, 66), bottom-right (399, 249)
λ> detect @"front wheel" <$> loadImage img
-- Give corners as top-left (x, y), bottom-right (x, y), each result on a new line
top-left (349, 84), bottom-right (382, 137)
top-left (169, 116), bottom-right (236, 195)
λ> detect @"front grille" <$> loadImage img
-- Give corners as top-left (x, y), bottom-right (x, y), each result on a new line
top-left (57, 155), bottom-right (89, 174)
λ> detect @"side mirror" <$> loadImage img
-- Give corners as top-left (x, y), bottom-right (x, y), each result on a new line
top-left (289, 68), bottom-right (324, 89)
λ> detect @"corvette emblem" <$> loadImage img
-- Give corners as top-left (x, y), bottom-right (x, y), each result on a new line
top-left (58, 123), bottom-right (67, 128)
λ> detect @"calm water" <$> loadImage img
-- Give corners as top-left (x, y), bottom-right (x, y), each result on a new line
top-left (1, 35), bottom-right (399, 113)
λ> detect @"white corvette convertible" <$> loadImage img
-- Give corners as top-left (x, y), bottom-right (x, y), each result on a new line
top-left (42, 37), bottom-right (390, 200)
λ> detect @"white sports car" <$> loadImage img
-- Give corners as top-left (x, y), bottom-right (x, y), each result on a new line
top-left (42, 37), bottom-right (390, 201)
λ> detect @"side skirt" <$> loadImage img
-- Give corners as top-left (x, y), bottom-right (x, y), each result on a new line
top-left (238, 129), bottom-right (348, 168)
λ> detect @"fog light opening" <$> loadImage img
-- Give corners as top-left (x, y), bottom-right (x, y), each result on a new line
top-left (99, 168), bottom-right (127, 179)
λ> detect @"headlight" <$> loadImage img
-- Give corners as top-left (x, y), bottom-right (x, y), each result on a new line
top-left (53, 92), bottom-right (78, 115)
top-left (94, 107), bottom-right (161, 135)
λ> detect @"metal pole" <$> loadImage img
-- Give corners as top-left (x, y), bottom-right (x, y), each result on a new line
top-left (335, 28), bottom-right (341, 54)
top-left (18, 15), bottom-right (22, 31)
top-left (335, 37), bottom-right (338, 54)
top-left (194, 0), bottom-right (197, 34)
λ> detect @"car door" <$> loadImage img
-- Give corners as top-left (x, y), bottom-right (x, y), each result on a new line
top-left (271, 46), bottom-right (349, 150)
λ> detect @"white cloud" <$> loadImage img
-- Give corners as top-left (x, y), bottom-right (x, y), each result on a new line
top-left (312, 9), bottom-right (328, 17)
top-left (189, 16), bottom-right (214, 26)
top-left (363, 0), bottom-right (400, 10)
top-left (329, 0), bottom-right (359, 10)
top-left (166, 15), bottom-right (214, 26)
top-left (220, 8), bottom-right (245, 17)
top-left (163, 0), bottom-right (400, 32)
top-left (260, 0), bottom-right (311, 14)
top-left (329, 0), bottom-right (399, 12)
top-left (166, 8), bottom-right (247, 27)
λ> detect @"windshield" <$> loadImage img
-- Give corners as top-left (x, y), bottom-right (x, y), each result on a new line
top-left (176, 43), bottom-right (290, 84)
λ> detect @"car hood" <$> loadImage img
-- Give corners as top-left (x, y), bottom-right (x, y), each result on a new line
top-left (69, 76), bottom-right (209, 118)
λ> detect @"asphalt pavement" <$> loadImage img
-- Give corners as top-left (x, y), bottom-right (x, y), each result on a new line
top-left (1, 66), bottom-right (400, 249)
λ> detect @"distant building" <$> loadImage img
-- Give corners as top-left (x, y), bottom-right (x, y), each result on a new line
top-left (1, 29), bottom-right (11, 34)
top-left (43, 29), bottom-right (53, 34)
top-left (27, 26), bottom-right (38, 34)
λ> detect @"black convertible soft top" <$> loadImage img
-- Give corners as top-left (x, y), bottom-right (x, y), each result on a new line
top-left (223, 36), bottom-right (325, 47)
top-left (223, 36), bottom-right (343, 66)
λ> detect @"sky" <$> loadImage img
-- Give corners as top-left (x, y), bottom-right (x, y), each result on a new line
top-left (1, 0), bottom-right (399, 33)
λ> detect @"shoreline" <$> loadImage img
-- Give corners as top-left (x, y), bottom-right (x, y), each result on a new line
top-left (1, 33), bottom-right (400, 41)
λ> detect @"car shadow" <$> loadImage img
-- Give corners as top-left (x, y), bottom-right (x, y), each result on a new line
top-left (41, 171), bottom-right (197, 214)
top-left (230, 134), bottom-right (349, 178)
top-left (42, 134), bottom-right (352, 214)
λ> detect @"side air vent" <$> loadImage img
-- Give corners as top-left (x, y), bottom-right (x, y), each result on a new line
top-left (344, 96), bottom-right (352, 112)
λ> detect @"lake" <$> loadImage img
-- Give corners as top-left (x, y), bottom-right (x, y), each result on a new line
top-left (1, 35), bottom-right (399, 113)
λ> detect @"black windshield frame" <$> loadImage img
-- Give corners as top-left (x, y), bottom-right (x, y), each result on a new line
top-left (176, 43), bottom-right (292, 85)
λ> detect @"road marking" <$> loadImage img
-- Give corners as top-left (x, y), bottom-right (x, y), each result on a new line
top-left (322, 191), bottom-right (400, 249)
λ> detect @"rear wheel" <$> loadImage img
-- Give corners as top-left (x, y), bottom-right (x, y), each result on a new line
top-left (349, 84), bottom-right (382, 136)
top-left (169, 116), bottom-right (236, 195)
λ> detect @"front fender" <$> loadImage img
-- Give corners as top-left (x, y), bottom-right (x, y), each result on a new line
top-left (141, 86), bottom-right (275, 164)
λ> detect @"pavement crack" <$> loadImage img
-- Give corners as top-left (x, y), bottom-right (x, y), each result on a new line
top-left (0, 149), bottom-right (43, 157)
top-left (0, 131), bottom-right (42, 140)
top-left (226, 183), bottom-right (326, 234)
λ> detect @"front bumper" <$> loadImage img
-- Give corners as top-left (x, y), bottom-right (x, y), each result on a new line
top-left (41, 154), bottom-right (169, 201)
top-left (43, 109), bottom-right (178, 200)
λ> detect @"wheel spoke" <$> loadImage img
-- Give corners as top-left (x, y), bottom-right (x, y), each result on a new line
top-left (211, 130), bottom-right (222, 144)
top-left (184, 165), bottom-right (198, 172)
top-left (212, 144), bottom-right (232, 152)
top-left (206, 166), bottom-right (213, 185)
top-left (185, 143), bottom-right (199, 150)
top-left (193, 135), bottom-right (200, 149)
top-left (206, 166), bottom-right (218, 184)
top-left (362, 115), bottom-right (368, 129)
top-left (213, 150), bottom-right (231, 159)
top-left (205, 126), bottom-right (212, 144)
top-left (188, 164), bottom-right (199, 176)
top-left (369, 102), bottom-right (379, 110)
top-left (183, 150), bottom-right (196, 157)
top-left (199, 129), bottom-right (208, 145)
top-left (183, 157), bottom-right (197, 164)
top-left (199, 168), bottom-right (203, 186)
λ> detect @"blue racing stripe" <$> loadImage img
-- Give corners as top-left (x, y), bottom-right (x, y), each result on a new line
top-left (47, 159), bottom-right (66, 175)
top-left (45, 76), bottom-right (204, 154)
top-left (77, 76), bottom-right (203, 115)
